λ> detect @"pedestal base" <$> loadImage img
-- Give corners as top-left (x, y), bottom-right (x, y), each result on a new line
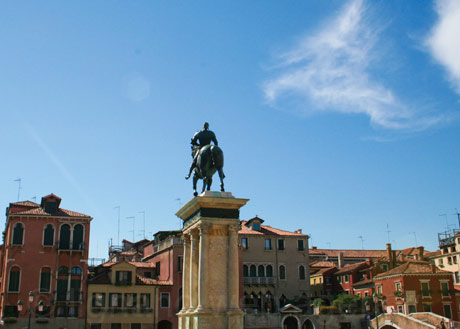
top-left (178, 310), bottom-right (244, 329)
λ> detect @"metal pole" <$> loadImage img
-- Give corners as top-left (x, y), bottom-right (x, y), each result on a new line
top-left (28, 308), bottom-right (31, 329)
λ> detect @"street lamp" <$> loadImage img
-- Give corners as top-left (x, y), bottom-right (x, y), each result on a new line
top-left (17, 291), bottom-right (44, 329)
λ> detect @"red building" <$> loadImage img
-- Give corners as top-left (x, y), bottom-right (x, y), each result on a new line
top-left (374, 260), bottom-right (458, 320)
top-left (0, 194), bottom-right (92, 327)
top-left (334, 261), bottom-right (372, 296)
top-left (143, 231), bottom-right (184, 328)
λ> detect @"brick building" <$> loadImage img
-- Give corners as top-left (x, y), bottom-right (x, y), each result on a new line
top-left (0, 194), bottom-right (92, 328)
top-left (374, 260), bottom-right (458, 320)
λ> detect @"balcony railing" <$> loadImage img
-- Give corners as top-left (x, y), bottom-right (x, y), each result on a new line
top-left (243, 277), bottom-right (276, 285)
top-left (55, 291), bottom-right (83, 302)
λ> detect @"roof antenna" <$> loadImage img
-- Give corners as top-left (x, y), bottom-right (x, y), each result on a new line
top-left (126, 216), bottom-right (135, 242)
top-left (410, 232), bottom-right (418, 247)
top-left (31, 196), bottom-right (37, 202)
top-left (385, 224), bottom-right (391, 243)
top-left (14, 178), bottom-right (21, 201)
top-left (357, 236), bottom-right (364, 250)
top-left (139, 211), bottom-right (146, 239)
top-left (439, 213), bottom-right (449, 231)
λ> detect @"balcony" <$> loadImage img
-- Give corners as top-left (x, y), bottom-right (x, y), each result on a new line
top-left (244, 277), bottom-right (275, 286)
top-left (55, 291), bottom-right (83, 303)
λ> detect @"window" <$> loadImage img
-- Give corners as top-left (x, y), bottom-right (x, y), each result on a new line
top-left (454, 256), bottom-right (457, 264)
top-left (68, 306), bottom-right (78, 317)
top-left (124, 293), bottom-right (137, 308)
top-left (382, 264), bottom-right (389, 271)
top-left (266, 265), bottom-right (273, 277)
top-left (243, 265), bottom-right (248, 277)
top-left (423, 304), bottom-right (432, 312)
top-left (364, 292), bottom-right (369, 297)
top-left (448, 257), bottom-right (452, 265)
top-left (441, 282), bottom-right (449, 297)
top-left (397, 305), bottom-right (404, 313)
top-left (258, 265), bottom-right (265, 277)
top-left (325, 277), bottom-right (331, 284)
top-left (278, 239), bottom-right (285, 251)
top-left (421, 282), bottom-right (430, 297)
top-left (8, 266), bottom-right (20, 292)
top-left (338, 276), bottom-right (342, 283)
top-left (57, 266), bottom-right (68, 301)
top-left (451, 246), bottom-right (456, 253)
top-left (43, 224), bottom-right (54, 246)
top-left (45, 201), bottom-right (57, 213)
top-left (111, 324), bottom-right (122, 329)
top-left (344, 275), bottom-right (349, 283)
top-left (252, 223), bottom-right (260, 230)
top-left (59, 224), bottom-right (71, 249)
top-left (72, 224), bottom-right (84, 250)
top-left (70, 267), bottom-right (82, 301)
top-left (455, 272), bottom-right (460, 284)
top-left (155, 261), bottom-right (161, 277)
top-left (265, 239), bottom-right (272, 250)
top-left (408, 305), bottom-right (416, 313)
top-left (131, 325), bottom-right (141, 329)
top-left (313, 278), bottom-right (317, 285)
top-left (444, 304), bottom-right (453, 318)
top-left (241, 238), bottom-right (248, 249)
top-left (298, 240), bottom-right (304, 251)
top-left (279, 265), bottom-right (286, 280)
top-left (90, 325), bottom-right (102, 329)
top-left (12, 223), bottom-right (24, 245)
top-left (395, 282), bottom-right (402, 291)
top-left (116, 271), bottom-right (132, 285)
top-left (92, 293), bottom-right (106, 307)
top-left (439, 259), bottom-right (444, 266)
top-left (40, 267), bottom-right (51, 293)
top-left (109, 293), bottom-right (122, 307)
top-left (178, 256), bottom-right (183, 272)
top-left (250, 265), bottom-right (257, 277)
top-left (299, 265), bottom-right (306, 280)
top-left (160, 292), bottom-right (170, 308)
top-left (377, 285), bottom-right (382, 295)
top-left (140, 293), bottom-right (151, 309)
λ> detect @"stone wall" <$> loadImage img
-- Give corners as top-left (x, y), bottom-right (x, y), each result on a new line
top-left (369, 313), bottom-right (435, 329)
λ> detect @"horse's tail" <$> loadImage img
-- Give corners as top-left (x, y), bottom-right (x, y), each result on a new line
top-left (211, 146), bottom-right (224, 169)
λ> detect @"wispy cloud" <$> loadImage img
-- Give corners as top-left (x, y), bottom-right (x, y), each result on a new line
top-left (426, 0), bottom-right (460, 95)
top-left (263, 0), bottom-right (441, 131)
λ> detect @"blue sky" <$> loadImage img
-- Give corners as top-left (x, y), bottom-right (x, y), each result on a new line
top-left (1, 0), bottom-right (460, 259)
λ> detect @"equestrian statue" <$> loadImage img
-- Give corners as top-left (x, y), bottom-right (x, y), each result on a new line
top-left (185, 122), bottom-right (225, 196)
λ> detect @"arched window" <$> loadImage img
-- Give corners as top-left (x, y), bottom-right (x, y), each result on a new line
top-left (250, 265), bottom-right (257, 277)
top-left (266, 265), bottom-right (273, 277)
top-left (59, 224), bottom-right (70, 249)
top-left (72, 224), bottom-right (84, 250)
top-left (12, 223), bottom-right (24, 245)
top-left (70, 267), bottom-right (82, 301)
top-left (279, 265), bottom-right (286, 280)
top-left (43, 224), bottom-right (54, 246)
top-left (57, 266), bottom-right (68, 302)
top-left (299, 265), bottom-right (306, 280)
top-left (243, 265), bottom-right (249, 277)
top-left (8, 266), bottom-right (21, 292)
top-left (258, 265), bottom-right (265, 277)
top-left (40, 267), bottom-right (51, 293)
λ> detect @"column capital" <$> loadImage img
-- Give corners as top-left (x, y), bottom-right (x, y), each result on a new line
top-left (199, 223), bottom-right (211, 235)
top-left (190, 229), bottom-right (200, 240)
top-left (228, 224), bottom-right (240, 235)
top-left (181, 234), bottom-right (191, 242)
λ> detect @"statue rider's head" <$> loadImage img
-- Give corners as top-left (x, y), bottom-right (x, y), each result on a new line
top-left (203, 122), bottom-right (209, 130)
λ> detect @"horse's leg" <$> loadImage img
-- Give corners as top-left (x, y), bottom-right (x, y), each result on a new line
top-left (207, 177), bottom-right (212, 191)
top-left (218, 168), bottom-right (225, 192)
top-left (201, 177), bottom-right (207, 194)
top-left (193, 175), bottom-right (199, 197)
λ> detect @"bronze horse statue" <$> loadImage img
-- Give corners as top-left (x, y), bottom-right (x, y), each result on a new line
top-left (191, 144), bottom-right (225, 196)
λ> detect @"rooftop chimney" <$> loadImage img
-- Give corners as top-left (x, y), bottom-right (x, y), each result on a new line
top-left (418, 246), bottom-right (424, 260)
top-left (338, 252), bottom-right (345, 269)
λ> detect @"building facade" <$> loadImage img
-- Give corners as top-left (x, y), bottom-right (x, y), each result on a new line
top-left (239, 216), bottom-right (310, 313)
top-left (0, 194), bottom-right (92, 328)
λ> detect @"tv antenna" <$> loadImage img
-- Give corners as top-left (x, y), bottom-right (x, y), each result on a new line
top-left (126, 216), bottom-right (135, 242)
top-left (439, 213), bottom-right (449, 231)
top-left (139, 211), bottom-right (146, 239)
top-left (452, 208), bottom-right (460, 229)
top-left (357, 236), bottom-right (364, 250)
top-left (114, 206), bottom-right (120, 245)
top-left (385, 224), bottom-right (391, 243)
top-left (14, 178), bottom-right (22, 201)
top-left (409, 232), bottom-right (418, 247)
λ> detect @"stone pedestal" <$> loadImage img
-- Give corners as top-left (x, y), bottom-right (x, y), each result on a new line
top-left (176, 191), bottom-right (248, 329)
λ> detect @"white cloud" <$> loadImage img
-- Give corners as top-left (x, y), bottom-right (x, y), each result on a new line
top-left (264, 0), bottom-right (440, 131)
top-left (426, 0), bottom-right (460, 94)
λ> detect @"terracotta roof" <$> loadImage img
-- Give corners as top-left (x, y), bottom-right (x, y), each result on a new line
top-left (375, 261), bottom-right (450, 278)
top-left (335, 261), bottom-right (371, 275)
top-left (136, 275), bottom-right (171, 286)
top-left (425, 250), bottom-right (442, 258)
top-left (10, 201), bottom-right (39, 207)
top-left (88, 271), bottom-right (111, 284)
top-left (239, 220), bottom-right (307, 237)
top-left (129, 262), bottom-right (156, 268)
top-left (309, 249), bottom-right (387, 258)
top-left (12, 207), bottom-right (91, 218)
top-left (353, 278), bottom-right (373, 287)
top-left (311, 267), bottom-right (337, 276)
top-left (310, 261), bottom-right (336, 268)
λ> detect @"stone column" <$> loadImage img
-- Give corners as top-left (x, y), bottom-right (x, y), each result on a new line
top-left (228, 224), bottom-right (240, 310)
top-left (181, 234), bottom-right (191, 312)
top-left (197, 223), bottom-right (210, 311)
top-left (189, 231), bottom-right (199, 311)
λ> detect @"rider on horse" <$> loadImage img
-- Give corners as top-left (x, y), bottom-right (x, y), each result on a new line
top-left (185, 122), bottom-right (218, 180)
